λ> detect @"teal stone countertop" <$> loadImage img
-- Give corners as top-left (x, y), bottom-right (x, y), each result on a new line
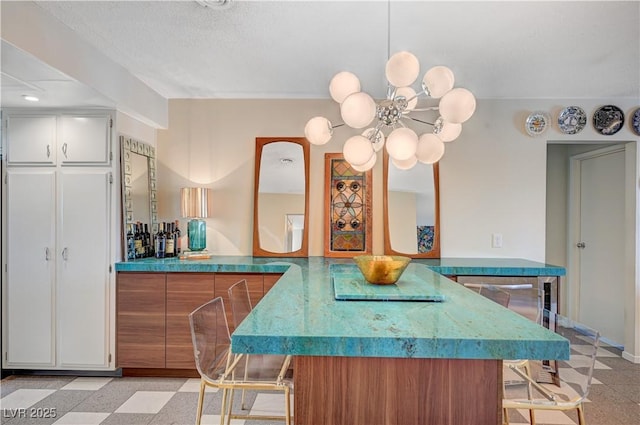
top-left (115, 256), bottom-right (568, 360)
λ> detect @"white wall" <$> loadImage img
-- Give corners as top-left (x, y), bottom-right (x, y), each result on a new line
top-left (156, 98), bottom-right (639, 261)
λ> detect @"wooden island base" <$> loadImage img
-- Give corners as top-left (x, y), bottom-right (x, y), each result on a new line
top-left (295, 356), bottom-right (502, 425)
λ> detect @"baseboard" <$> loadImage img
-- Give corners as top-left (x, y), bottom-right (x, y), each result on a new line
top-left (1, 368), bottom-right (122, 379)
top-left (622, 351), bottom-right (640, 364)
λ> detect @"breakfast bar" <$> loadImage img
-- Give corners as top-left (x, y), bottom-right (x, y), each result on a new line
top-left (115, 256), bottom-right (568, 425)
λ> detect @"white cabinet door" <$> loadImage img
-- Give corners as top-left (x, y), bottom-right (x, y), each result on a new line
top-left (5, 115), bottom-right (57, 165)
top-left (5, 170), bottom-right (56, 367)
top-left (57, 170), bottom-right (111, 368)
top-left (59, 115), bottom-right (111, 165)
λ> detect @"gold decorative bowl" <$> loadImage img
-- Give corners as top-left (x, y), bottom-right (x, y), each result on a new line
top-left (353, 255), bottom-right (412, 285)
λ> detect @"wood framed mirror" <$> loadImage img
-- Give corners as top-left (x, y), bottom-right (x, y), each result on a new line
top-left (253, 137), bottom-right (310, 257)
top-left (382, 151), bottom-right (441, 258)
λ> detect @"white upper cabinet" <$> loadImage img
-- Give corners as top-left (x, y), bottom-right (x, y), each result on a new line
top-left (4, 112), bottom-right (112, 166)
top-left (5, 115), bottom-right (57, 165)
top-left (59, 114), bottom-right (111, 164)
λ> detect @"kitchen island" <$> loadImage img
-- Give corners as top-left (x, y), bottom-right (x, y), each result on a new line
top-left (115, 256), bottom-right (568, 424)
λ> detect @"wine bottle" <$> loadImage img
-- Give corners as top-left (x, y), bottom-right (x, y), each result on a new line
top-left (134, 223), bottom-right (144, 259)
top-left (174, 220), bottom-right (181, 255)
top-left (126, 224), bottom-right (135, 260)
top-left (166, 222), bottom-right (175, 258)
top-left (143, 223), bottom-right (152, 257)
top-left (155, 222), bottom-right (166, 258)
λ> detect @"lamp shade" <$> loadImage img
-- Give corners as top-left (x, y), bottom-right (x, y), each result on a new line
top-left (181, 187), bottom-right (213, 218)
top-left (343, 135), bottom-right (374, 166)
top-left (340, 92), bottom-right (376, 128)
top-left (422, 66), bottom-right (455, 98)
top-left (416, 133), bottom-right (445, 164)
top-left (385, 127), bottom-right (418, 161)
top-left (304, 116), bottom-right (333, 145)
top-left (439, 88), bottom-right (476, 123)
top-left (385, 51), bottom-right (420, 87)
top-left (329, 71), bottom-right (361, 103)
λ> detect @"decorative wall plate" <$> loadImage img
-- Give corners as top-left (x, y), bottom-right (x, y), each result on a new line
top-left (593, 105), bottom-right (624, 135)
top-left (631, 107), bottom-right (640, 136)
top-left (557, 106), bottom-right (587, 134)
top-left (525, 111), bottom-right (550, 137)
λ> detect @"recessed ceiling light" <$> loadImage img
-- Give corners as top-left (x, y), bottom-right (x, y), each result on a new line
top-left (22, 95), bottom-right (39, 102)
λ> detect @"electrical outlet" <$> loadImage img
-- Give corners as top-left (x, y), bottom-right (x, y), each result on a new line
top-left (492, 233), bottom-right (503, 248)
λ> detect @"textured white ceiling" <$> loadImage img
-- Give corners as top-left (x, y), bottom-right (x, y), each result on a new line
top-left (24, 0), bottom-right (640, 102)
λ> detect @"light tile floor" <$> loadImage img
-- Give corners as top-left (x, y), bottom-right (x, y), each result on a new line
top-left (0, 344), bottom-right (638, 425)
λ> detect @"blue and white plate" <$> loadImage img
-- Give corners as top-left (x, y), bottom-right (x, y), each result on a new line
top-left (558, 106), bottom-right (587, 134)
top-left (593, 105), bottom-right (624, 135)
top-left (631, 107), bottom-right (640, 136)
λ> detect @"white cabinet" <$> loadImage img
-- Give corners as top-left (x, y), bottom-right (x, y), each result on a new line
top-left (59, 115), bottom-right (111, 164)
top-left (4, 113), bottom-right (111, 166)
top-left (2, 109), bottom-right (115, 371)
top-left (58, 170), bottom-right (111, 367)
top-left (5, 115), bottom-right (57, 165)
top-left (4, 169), bottom-right (112, 370)
top-left (5, 170), bottom-right (57, 367)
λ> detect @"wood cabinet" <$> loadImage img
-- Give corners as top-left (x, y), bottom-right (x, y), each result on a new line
top-left (116, 273), bottom-right (166, 368)
top-left (116, 271), bottom-right (282, 374)
top-left (166, 273), bottom-right (215, 369)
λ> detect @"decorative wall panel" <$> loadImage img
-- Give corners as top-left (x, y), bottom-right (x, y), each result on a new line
top-left (324, 153), bottom-right (372, 257)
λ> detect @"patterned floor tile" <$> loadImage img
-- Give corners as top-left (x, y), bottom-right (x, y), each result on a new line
top-left (114, 391), bottom-right (175, 414)
top-left (51, 412), bottom-right (110, 425)
top-left (61, 377), bottom-right (113, 391)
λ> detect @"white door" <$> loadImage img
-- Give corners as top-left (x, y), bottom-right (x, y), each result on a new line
top-left (5, 170), bottom-right (56, 367)
top-left (57, 170), bottom-right (111, 367)
top-left (576, 148), bottom-right (625, 345)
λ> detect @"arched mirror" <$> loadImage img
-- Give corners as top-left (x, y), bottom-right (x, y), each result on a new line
top-left (120, 136), bottom-right (157, 261)
top-left (383, 152), bottom-right (440, 258)
top-left (253, 137), bottom-right (309, 257)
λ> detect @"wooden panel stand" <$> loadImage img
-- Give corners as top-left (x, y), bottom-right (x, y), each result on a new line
top-left (294, 356), bottom-right (502, 425)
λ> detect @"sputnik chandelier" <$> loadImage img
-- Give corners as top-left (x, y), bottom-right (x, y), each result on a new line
top-left (304, 51), bottom-right (476, 171)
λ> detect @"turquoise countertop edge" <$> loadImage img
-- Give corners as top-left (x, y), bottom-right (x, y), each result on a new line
top-left (115, 257), bottom-right (568, 361)
top-left (114, 256), bottom-right (566, 276)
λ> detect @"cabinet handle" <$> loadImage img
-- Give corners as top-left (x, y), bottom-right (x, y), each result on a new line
top-left (62, 247), bottom-right (68, 261)
top-left (62, 142), bottom-right (68, 158)
top-left (45, 247), bottom-right (51, 261)
top-left (47, 145), bottom-right (51, 158)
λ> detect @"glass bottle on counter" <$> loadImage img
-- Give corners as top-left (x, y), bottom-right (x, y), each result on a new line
top-left (174, 220), bottom-right (181, 255)
top-left (144, 223), bottom-right (153, 257)
top-left (134, 222), bottom-right (145, 259)
top-left (126, 224), bottom-right (136, 260)
top-left (165, 222), bottom-right (175, 258)
top-left (154, 222), bottom-right (166, 258)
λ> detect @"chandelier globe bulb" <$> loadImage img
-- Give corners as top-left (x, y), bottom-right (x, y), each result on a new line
top-left (385, 127), bottom-right (418, 161)
top-left (422, 66), bottom-right (455, 98)
top-left (439, 87), bottom-right (476, 124)
top-left (329, 71), bottom-right (361, 104)
top-left (340, 92), bottom-right (377, 129)
top-left (391, 155), bottom-right (418, 170)
top-left (343, 135), bottom-right (375, 166)
top-left (304, 116), bottom-right (333, 145)
top-left (394, 86), bottom-right (418, 111)
top-left (416, 133), bottom-right (445, 164)
top-left (434, 117), bottom-right (462, 142)
top-left (385, 51), bottom-right (420, 88)
top-left (351, 151), bottom-right (377, 172)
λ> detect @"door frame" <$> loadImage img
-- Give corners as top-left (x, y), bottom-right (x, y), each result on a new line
top-left (566, 142), bottom-right (639, 361)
